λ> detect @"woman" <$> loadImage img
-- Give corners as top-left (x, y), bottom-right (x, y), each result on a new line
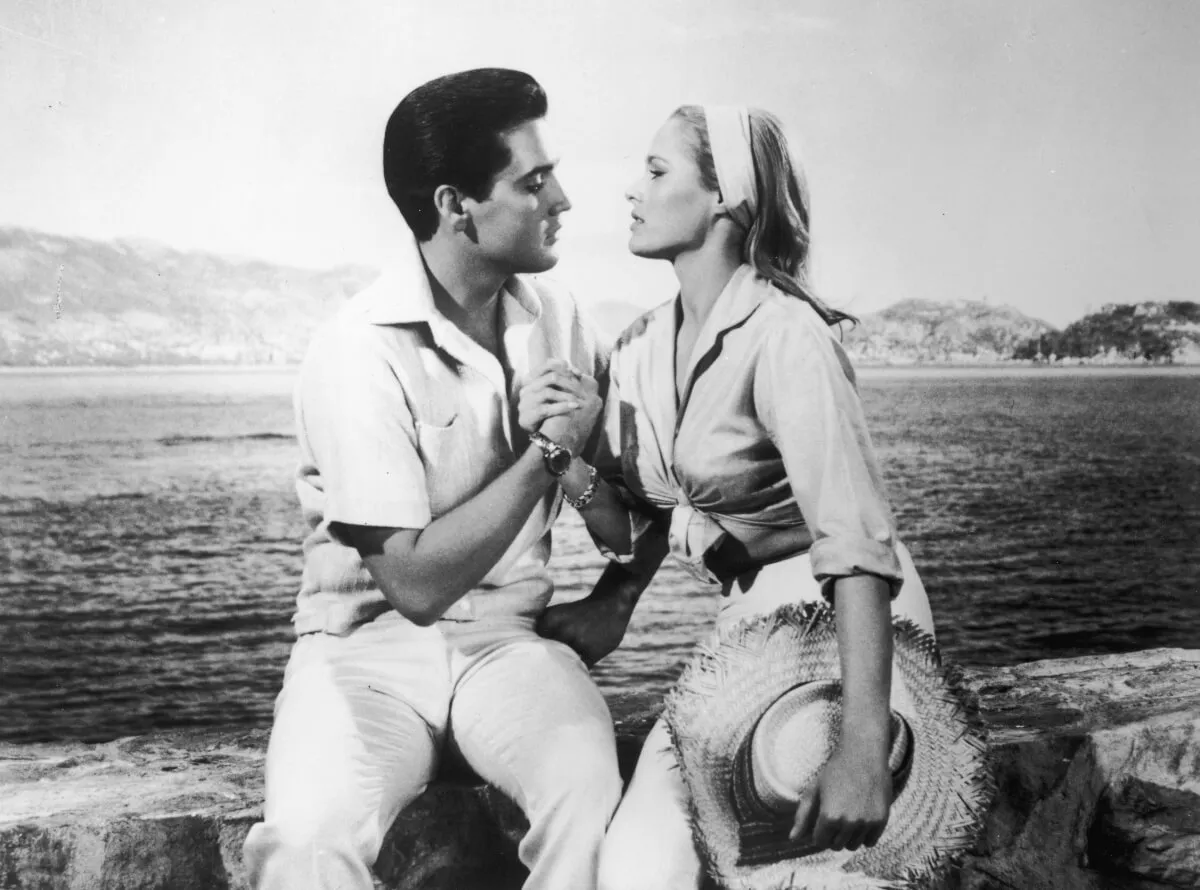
top-left (519, 105), bottom-right (935, 890)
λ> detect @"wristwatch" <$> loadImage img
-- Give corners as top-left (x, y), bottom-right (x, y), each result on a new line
top-left (530, 431), bottom-right (572, 477)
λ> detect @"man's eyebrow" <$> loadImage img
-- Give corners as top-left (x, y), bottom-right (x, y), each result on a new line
top-left (517, 162), bottom-right (557, 181)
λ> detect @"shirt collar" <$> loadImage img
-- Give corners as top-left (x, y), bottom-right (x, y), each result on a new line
top-left (617, 265), bottom-right (769, 375)
top-left (677, 264), bottom-right (768, 391)
top-left (355, 230), bottom-right (542, 328)
top-left (701, 264), bottom-right (769, 334)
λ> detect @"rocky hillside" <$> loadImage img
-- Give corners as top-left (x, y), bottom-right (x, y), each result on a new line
top-left (0, 228), bottom-right (375, 366)
top-left (841, 299), bottom-right (1056, 364)
top-left (3, 228), bottom-right (1195, 365)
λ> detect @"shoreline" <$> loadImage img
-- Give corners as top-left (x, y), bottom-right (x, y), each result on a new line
top-left (2, 360), bottom-right (1199, 376)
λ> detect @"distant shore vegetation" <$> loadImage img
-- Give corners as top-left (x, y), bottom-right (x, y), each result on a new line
top-left (1010, 301), bottom-right (1200, 365)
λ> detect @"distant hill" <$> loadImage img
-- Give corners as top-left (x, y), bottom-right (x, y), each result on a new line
top-left (1011, 302), bottom-right (1200, 364)
top-left (0, 228), bottom-right (376, 366)
top-left (841, 299), bottom-right (1056, 364)
top-left (2, 228), bottom-right (1195, 366)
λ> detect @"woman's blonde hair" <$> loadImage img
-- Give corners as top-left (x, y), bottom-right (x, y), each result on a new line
top-left (672, 105), bottom-right (855, 329)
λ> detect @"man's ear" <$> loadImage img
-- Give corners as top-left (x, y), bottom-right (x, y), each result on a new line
top-left (433, 184), bottom-right (471, 233)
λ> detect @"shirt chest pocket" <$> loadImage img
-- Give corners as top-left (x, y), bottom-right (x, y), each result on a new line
top-left (414, 414), bottom-right (485, 516)
top-left (415, 411), bottom-right (465, 468)
top-left (415, 417), bottom-right (465, 515)
top-left (408, 359), bottom-right (502, 515)
top-left (410, 357), bottom-right (465, 465)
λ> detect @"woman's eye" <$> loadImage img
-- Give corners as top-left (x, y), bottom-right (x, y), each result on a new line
top-left (648, 169), bottom-right (663, 179)
top-left (527, 176), bottom-right (546, 193)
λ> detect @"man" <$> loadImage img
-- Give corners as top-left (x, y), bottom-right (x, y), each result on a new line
top-left (242, 68), bottom-right (623, 890)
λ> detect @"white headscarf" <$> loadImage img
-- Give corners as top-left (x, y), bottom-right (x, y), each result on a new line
top-left (702, 105), bottom-right (757, 229)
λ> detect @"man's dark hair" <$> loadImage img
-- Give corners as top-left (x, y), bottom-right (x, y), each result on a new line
top-left (383, 68), bottom-right (548, 241)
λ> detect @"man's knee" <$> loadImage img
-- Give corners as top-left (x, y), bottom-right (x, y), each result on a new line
top-left (529, 724), bottom-right (622, 817)
top-left (243, 817), bottom-right (374, 890)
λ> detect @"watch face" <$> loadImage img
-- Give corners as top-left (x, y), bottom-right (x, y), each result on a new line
top-left (547, 448), bottom-right (571, 475)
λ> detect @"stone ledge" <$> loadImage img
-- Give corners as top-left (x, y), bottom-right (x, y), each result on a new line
top-left (2, 650), bottom-right (1197, 890)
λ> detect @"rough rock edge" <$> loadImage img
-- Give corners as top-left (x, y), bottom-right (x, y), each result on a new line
top-left (2, 650), bottom-right (1198, 890)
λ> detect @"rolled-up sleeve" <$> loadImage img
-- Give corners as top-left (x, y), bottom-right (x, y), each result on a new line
top-left (753, 317), bottom-right (902, 595)
top-left (297, 323), bottom-right (431, 532)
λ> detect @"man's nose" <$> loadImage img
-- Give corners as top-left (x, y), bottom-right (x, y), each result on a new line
top-left (549, 176), bottom-right (571, 214)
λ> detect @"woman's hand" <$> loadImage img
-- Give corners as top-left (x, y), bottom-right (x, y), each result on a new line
top-left (788, 730), bottom-right (893, 852)
top-left (790, 573), bottom-right (896, 853)
top-left (517, 359), bottom-right (589, 434)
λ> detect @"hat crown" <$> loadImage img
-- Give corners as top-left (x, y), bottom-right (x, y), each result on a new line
top-left (746, 681), bottom-right (912, 814)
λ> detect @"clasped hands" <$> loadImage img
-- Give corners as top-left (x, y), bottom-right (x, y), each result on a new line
top-left (517, 358), bottom-right (602, 456)
top-left (518, 360), bottom-right (634, 666)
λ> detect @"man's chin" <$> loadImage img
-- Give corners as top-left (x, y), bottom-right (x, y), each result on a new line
top-left (519, 250), bottom-right (561, 274)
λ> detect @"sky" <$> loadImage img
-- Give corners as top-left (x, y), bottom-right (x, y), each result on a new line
top-left (2, 0), bottom-right (1198, 326)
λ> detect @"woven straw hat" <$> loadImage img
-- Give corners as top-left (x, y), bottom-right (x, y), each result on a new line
top-left (664, 602), bottom-right (992, 890)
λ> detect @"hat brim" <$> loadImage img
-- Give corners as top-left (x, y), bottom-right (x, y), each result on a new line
top-left (664, 602), bottom-right (992, 890)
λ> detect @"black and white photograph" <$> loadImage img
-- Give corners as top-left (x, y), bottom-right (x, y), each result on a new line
top-left (2, 2), bottom-right (1198, 888)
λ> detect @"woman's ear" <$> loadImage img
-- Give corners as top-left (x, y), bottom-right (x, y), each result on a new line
top-left (712, 185), bottom-right (736, 218)
top-left (713, 193), bottom-right (744, 229)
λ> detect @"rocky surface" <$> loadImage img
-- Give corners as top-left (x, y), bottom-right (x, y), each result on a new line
top-left (958, 648), bottom-right (1200, 890)
top-left (1, 652), bottom-right (1197, 889)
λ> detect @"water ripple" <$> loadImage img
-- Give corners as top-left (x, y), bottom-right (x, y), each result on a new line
top-left (1, 368), bottom-right (1197, 743)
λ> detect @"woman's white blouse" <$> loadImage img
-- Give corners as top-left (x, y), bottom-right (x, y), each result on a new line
top-left (596, 265), bottom-right (903, 591)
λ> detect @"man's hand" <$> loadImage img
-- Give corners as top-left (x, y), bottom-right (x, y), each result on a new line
top-left (537, 591), bottom-right (636, 667)
top-left (789, 733), bottom-right (893, 853)
top-left (517, 359), bottom-right (586, 434)
top-left (538, 368), bottom-right (601, 456)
